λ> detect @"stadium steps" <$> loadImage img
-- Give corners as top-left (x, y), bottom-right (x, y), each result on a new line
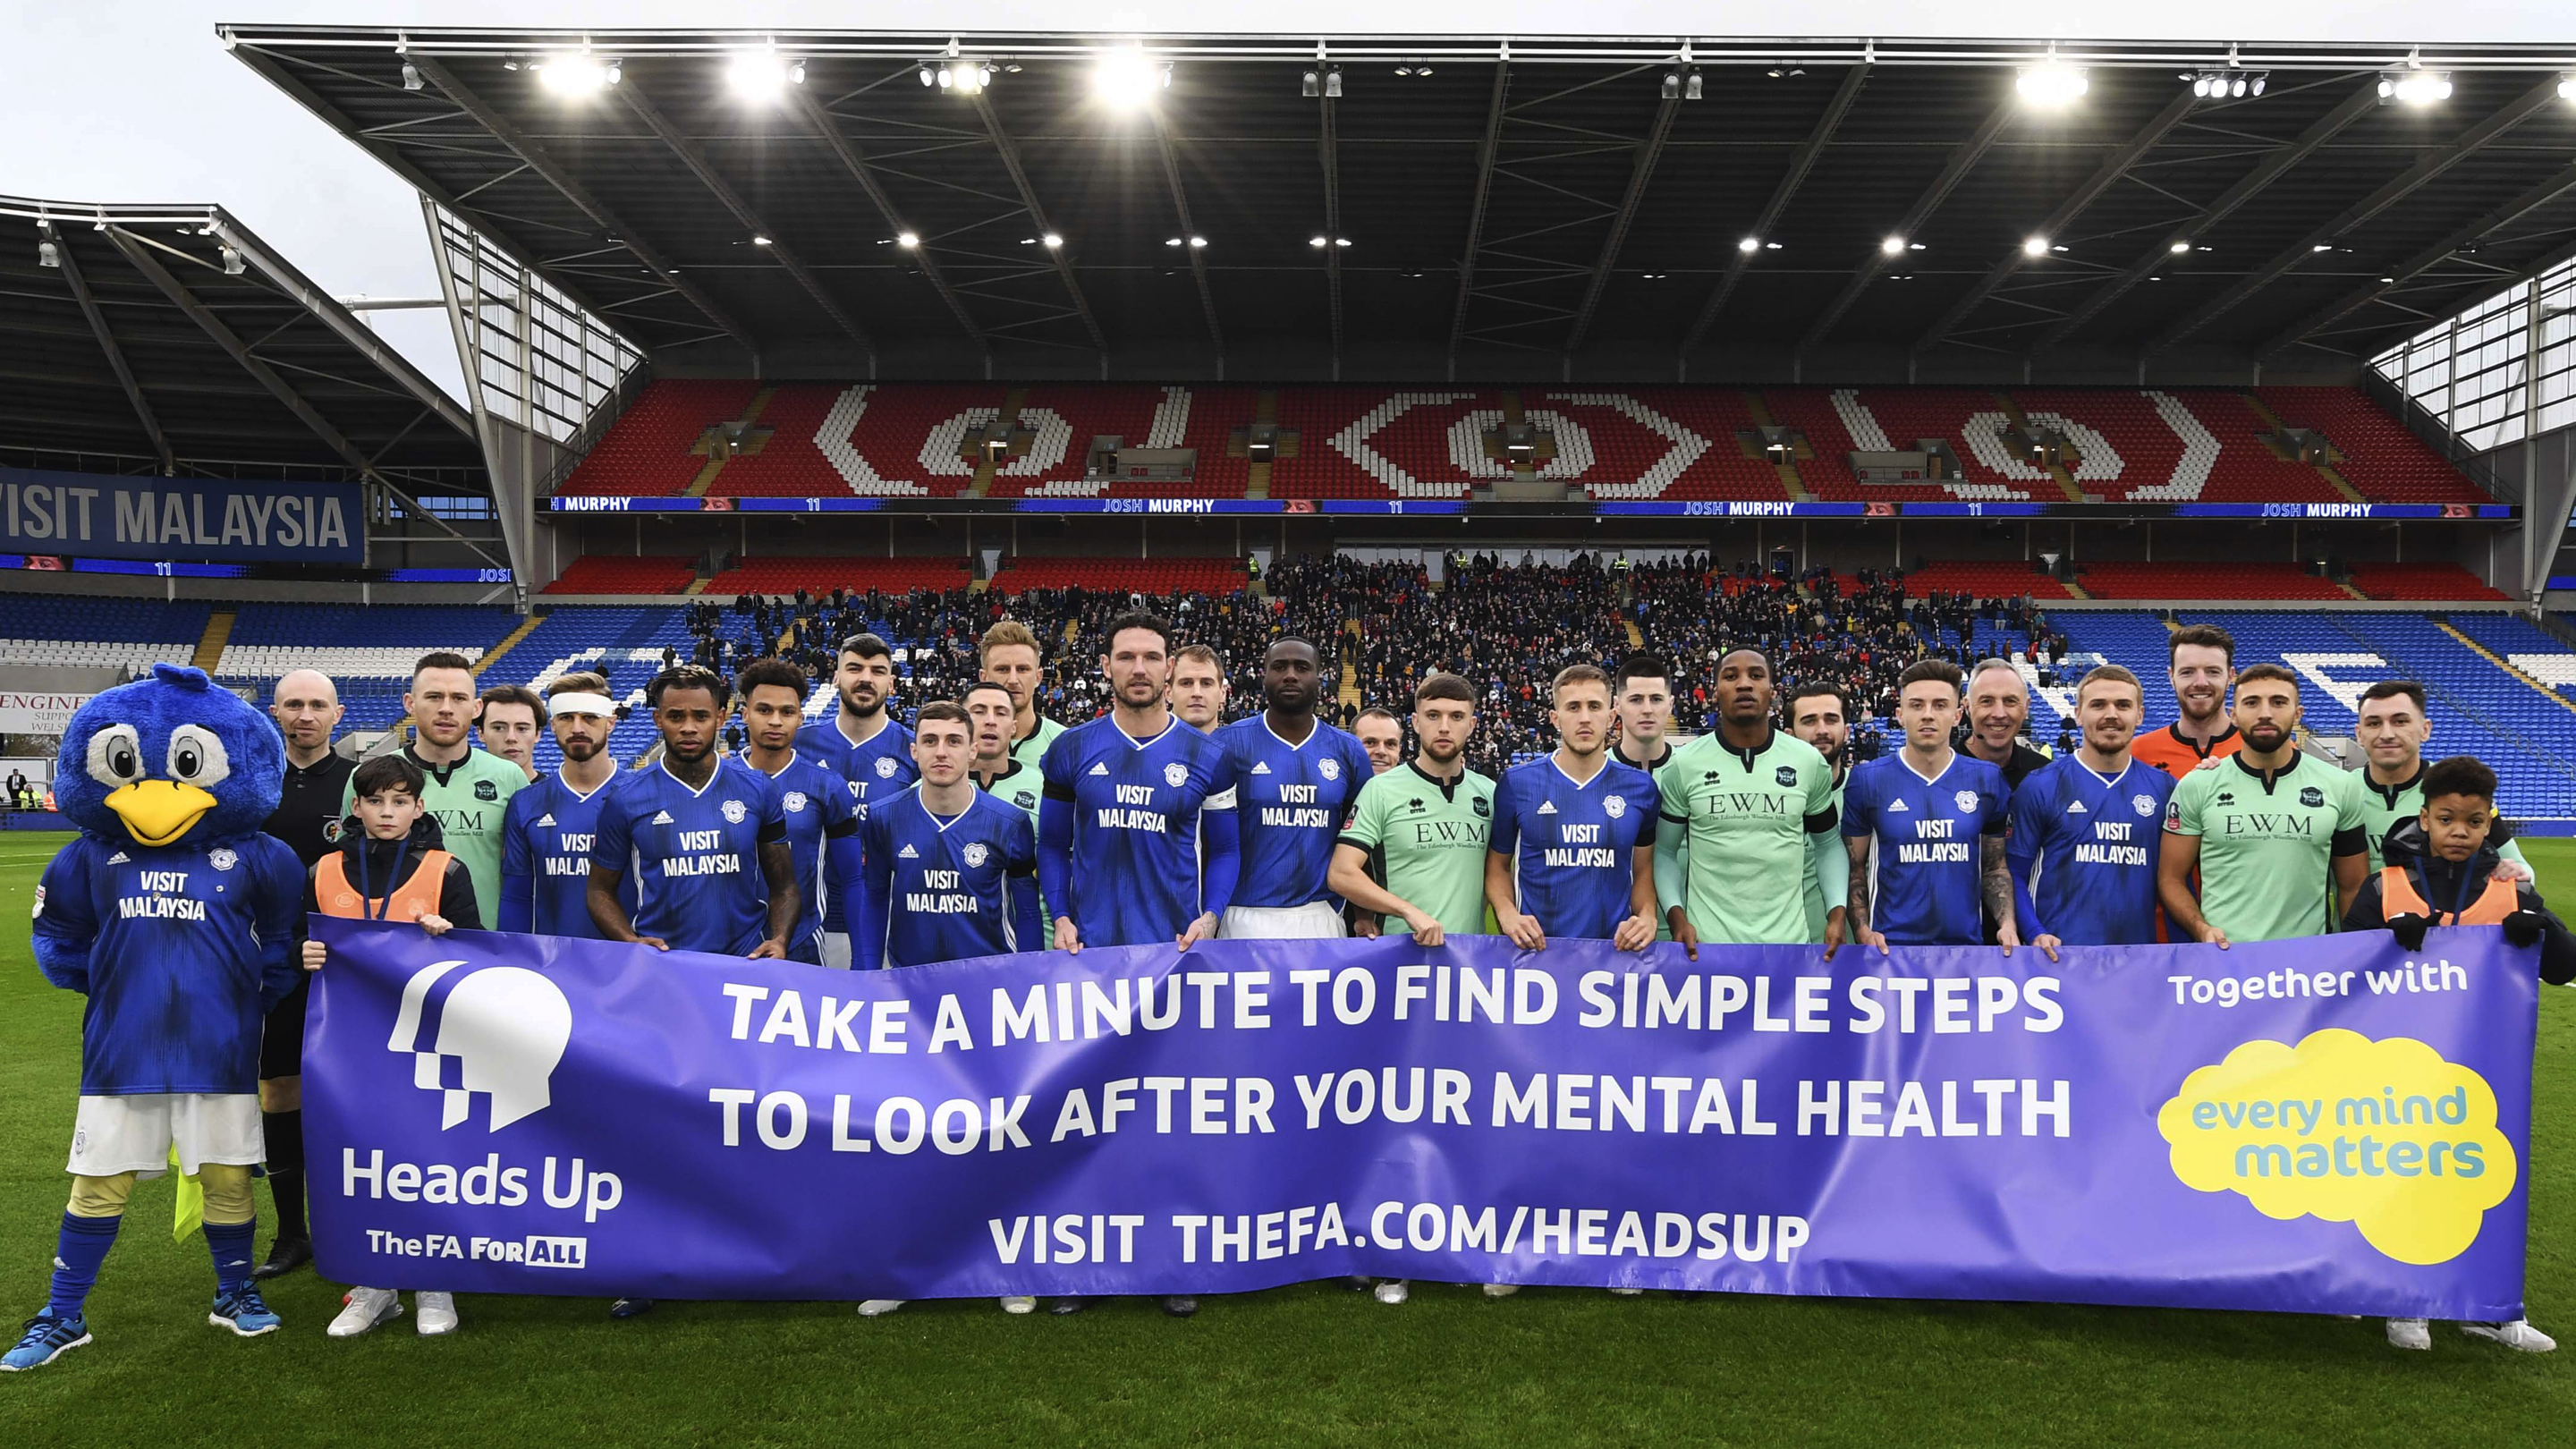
top-left (1245, 390), bottom-right (1279, 499)
top-left (968, 389), bottom-right (1027, 498)
top-left (2241, 392), bottom-right (2367, 504)
top-left (2063, 578), bottom-right (2091, 600)
top-left (682, 578), bottom-right (711, 596)
top-left (1992, 394), bottom-right (2086, 503)
top-left (2431, 618), bottom-right (2576, 721)
top-left (472, 613), bottom-right (547, 675)
top-left (683, 387), bottom-right (775, 497)
top-left (1624, 619), bottom-right (1644, 648)
top-left (190, 610), bottom-right (235, 673)
top-left (2336, 581), bottom-right (2368, 601)
top-left (1740, 391), bottom-right (1809, 501)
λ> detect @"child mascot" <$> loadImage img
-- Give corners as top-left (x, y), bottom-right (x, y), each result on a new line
top-left (7, 664), bottom-right (302, 1371)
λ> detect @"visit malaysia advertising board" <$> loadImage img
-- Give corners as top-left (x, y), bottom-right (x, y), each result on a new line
top-left (303, 920), bottom-right (2537, 1319)
top-left (0, 468), bottom-right (360, 564)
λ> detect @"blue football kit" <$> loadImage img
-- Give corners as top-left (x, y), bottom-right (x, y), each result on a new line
top-left (1488, 756), bottom-right (1662, 940)
top-left (733, 750), bottom-right (860, 963)
top-left (2006, 757), bottom-right (2177, 945)
top-left (591, 761), bottom-right (788, 955)
top-left (1841, 751), bottom-right (2011, 945)
top-left (1038, 715), bottom-right (1241, 947)
top-left (34, 834), bottom-right (304, 1095)
top-left (1216, 716), bottom-right (1375, 910)
top-left (500, 768), bottom-right (632, 937)
top-left (857, 785), bottom-right (1042, 969)
top-left (801, 713), bottom-right (916, 936)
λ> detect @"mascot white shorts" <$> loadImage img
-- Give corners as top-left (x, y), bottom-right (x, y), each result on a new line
top-left (66, 1093), bottom-right (263, 1177)
top-left (1219, 902), bottom-right (1347, 940)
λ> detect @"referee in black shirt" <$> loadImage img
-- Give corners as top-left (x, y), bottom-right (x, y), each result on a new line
top-left (253, 667), bottom-right (352, 1279)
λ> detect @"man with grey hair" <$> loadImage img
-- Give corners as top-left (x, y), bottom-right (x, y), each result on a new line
top-left (1962, 657), bottom-right (2048, 945)
top-left (253, 667), bottom-right (353, 1281)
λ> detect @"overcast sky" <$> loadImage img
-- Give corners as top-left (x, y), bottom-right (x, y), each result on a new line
top-left (4, 2), bottom-right (2563, 403)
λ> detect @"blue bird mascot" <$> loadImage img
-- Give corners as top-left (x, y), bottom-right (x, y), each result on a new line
top-left (5, 665), bottom-right (303, 1371)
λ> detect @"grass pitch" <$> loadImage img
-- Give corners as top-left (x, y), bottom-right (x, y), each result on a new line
top-left (0, 836), bottom-right (2572, 1447)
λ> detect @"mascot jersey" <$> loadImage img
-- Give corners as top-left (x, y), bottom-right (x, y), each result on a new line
top-left (31, 663), bottom-right (302, 1097)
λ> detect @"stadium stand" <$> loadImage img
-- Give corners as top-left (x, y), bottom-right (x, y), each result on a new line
top-left (2162, 391), bottom-right (2343, 504)
top-left (699, 384), bottom-right (846, 497)
top-left (0, 595), bottom-right (211, 670)
top-left (1173, 386), bottom-right (1258, 499)
top-left (555, 380), bottom-right (759, 497)
top-left (2072, 562), bottom-right (2351, 601)
top-left (2256, 386), bottom-right (2489, 504)
top-left (483, 606), bottom-right (699, 769)
top-left (2446, 614), bottom-right (2576, 706)
top-left (1901, 561), bottom-right (2075, 599)
top-left (1849, 388), bottom-right (2046, 498)
top-left (700, 557), bottom-right (972, 597)
top-left (987, 557), bottom-right (1249, 597)
top-left (208, 604), bottom-right (521, 734)
top-left (987, 386), bottom-right (1182, 496)
top-left (540, 555), bottom-right (697, 597)
top-left (2345, 562), bottom-right (2511, 601)
top-left (1530, 389), bottom-right (1786, 501)
top-left (1267, 388), bottom-right (1496, 500)
top-left (2012, 389), bottom-right (2203, 503)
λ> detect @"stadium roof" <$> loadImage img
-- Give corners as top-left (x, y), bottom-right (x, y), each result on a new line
top-left (225, 27), bottom-right (2576, 383)
top-left (0, 195), bottom-right (486, 492)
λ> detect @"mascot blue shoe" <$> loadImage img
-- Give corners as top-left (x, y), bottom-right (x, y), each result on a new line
top-left (9, 664), bottom-right (303, 1370)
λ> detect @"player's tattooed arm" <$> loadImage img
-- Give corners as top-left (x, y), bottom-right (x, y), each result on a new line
top-left (1982, 834), bottom-right (2022, 951)
top-left (1844, 835), bottom-right (1885, 953)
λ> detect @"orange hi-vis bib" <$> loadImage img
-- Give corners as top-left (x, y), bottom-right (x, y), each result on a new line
top-left (2379, 863), bottom-right (2519, 926)
top-left (317, 849), bottom-right (451, 923)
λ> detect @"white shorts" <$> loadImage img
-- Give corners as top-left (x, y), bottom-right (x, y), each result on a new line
top-left (67, 1094), bottom-right (264, 1177)
top-left (817, 932), bottom-right (852, 970)
top-left (1220, 902), bottom-right (1348, 940)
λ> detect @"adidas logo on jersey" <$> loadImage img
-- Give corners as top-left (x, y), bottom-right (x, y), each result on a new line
top-left (1887, 799), bottom-right (1911, 812)
top-left (1536, 801), bottom-right (1558, 815)
top-left (1250, 761), bottom-right (1272, 775)
top-left (898, 844), bottom-right (919, 859)
top-left (1089, 762), bottom-right (1110, 776)
top-left (651, 810), bottom-right (675, 825)
top-left (2065, 801), bottom-right (2087, 815)
top-left (106, 851), bottom-right (129, 864)
top-left (535, 813), bottom-right (557, 827)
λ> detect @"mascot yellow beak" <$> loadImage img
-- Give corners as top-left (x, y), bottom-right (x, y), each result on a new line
top-left (104, 779), bottom-right (218, 847)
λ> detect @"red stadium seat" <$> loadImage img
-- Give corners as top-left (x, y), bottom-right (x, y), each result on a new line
top-left (2254, 386), bottom-right (2488, 505)
top-left (557, 381), bottom-right (760, 497)
top-left (701, 557), bottom-right (971, 596)
top-left (2073, 562), bottom-right (2349, 600)
top-left (987, 557), bottom-right (1250, 596)
top-left (541, 555), bottom-right (697, 596)
top-left (2345, 563), bottom-right (2510, 601)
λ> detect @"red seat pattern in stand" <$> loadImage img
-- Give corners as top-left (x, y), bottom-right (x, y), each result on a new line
top-left (826, 384), bottom-right (1007, 497)
top-left (2014, 390), bottom-right (2186, 503)
top-left (703, 557), bottom-right (971, 596)
top-left (2166, 392), bottom-right (2341, 504)
top-left (1530, 390), bottom-right (1788, 500)
top-left (1269, 389), bottom-right (1498, 499)
top-left (1760, 389), bottom-right (1972, 503)
top-left (1904, 562), bottom-right (2073, 599)
top-left (981, 386), bottom-right (1170, 496)
top-left (987, 557), bottom-right (1250, 597)
top-left (2076, 562), bottom-right (2349, 600)
top-left (2255, 387), bottom-right (2487, 504)
top-left (2348, 563), bottom-right (2510, 601)
top-left (1854, 389), bottom-right (2041, 497)
top-left (1174, 386), bottom-right (1258, 499)
top-left (706, 386), bottom-right (847, 496)
top-left (540, 555), bottom-right (696, 596)
top-left (557, 380), bottom-right (759, 496)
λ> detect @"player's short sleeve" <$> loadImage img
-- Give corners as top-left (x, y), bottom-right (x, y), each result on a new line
top-left (1979, 770), bottom-right (2010, 836)
top-left (488, 759), bottom-right (528, 807)
top-left (2164, 772), bottom-right (2203, 837)
top-left (1200, 742), bottom-right (1237, 812)
top-left (592, 795), bottom-right (634, 872)
top-left (857, 798), bottom-right (889, 863)
top-left (2006, 769), bottom-right (2049, 850)
top-left (818, 768), bottom-right (860, 836)
top-left (2329, 770), bottom-right (2368, 857)
top-left (1487, 773), bottom-right (1522, 857)
top-left (1840, 767), bottom-right (1877, 839)
top-left (1040, 728), bottom-right (1076, 800)
top-left (1657, 755), bottom-right (1691, 825)
top-left (1623, 774), bottom-right (1661, 846)
top-left (1339, 776), bottom-right (1388, 852)
top-left (1801, 753), bottom-right (1837, 834)
top-left (502, 786), bottom-right (536, 878)
top-left (755, 773), bottom-right (789, 844)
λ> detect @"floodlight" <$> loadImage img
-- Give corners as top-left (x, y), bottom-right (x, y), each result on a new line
top-left (1042, 233), bottom-right (1063, 249)
top-left (2561, 75), bottom-right (2575, 101)
top-left (1302, 70), bottom-right (1319, 97)
top-left (2382, 71), bottom-right (2452, 106)
top-left (401, 62), bottom-right (423, 91)
top-left (1881, 235), bottom-right (1906, 256)
top-left (726, 50), bottom-right (801, 100)
top-left (38, 240), bottom-right (59, 268)
top-left (2170, 240), bottom-right (2192, 253)
top-left (1660, 72), bottom-right (1682, 100)
top-left (1310, 236), bottom-right (1328, 248)
top-left (2015, 62), bottom-right (2089, 107)
top-left (897, 233), bottom-right (919, 249)
top-left (1738, 237), bottom-right (1760, 254)
top-left (1095, 48), bottom-right (1167, 108)
top-left (1190, 236), bottom-right (1208, 249)
top-left (2022, 236), bottom-right (2049, 258)
top-left (537, 54), bottom-right (615, 95)
top-left (219, 245), bottom-right (244, 275)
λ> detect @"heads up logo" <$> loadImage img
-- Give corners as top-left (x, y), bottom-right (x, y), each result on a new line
top-left (388, 961), bottom-right (573, 1131)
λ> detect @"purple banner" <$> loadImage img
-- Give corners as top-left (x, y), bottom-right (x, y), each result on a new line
top-left (303, 920), bottom-right (2536, 1318)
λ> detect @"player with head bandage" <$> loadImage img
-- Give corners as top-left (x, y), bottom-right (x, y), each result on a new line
top-left (499, 673), bottom-right (631, 938)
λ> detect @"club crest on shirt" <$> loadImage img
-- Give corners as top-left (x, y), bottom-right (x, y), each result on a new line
top-left (208, 847), bottom-right (237, 872)
top-left (1319, 758), bottom-right (1341, 782)
top-left (1471, 796), bottom-right (1491, 818)
top-left (1954, 790), bottom-right (1979, 815)
top-left (1605, 794), bottom-right (1627, 819)
top-left (783, 792), bottom-right (809, 814)
top-left (963, 843), bottom-right (989, 868)
top-left (1164, 762), bottom-right (1189, 787)
top-left (2133, 793), bottom-right (2157, 817)
top-left (1775, 765), bottom-right (1799, 787)
top-left (322, 819), bottom-right (343, 842)
top-left (2300, 785), bottom-right (2326, 809)
top-left (475, 779), bottom-right (499, 801)
top-left (875, 757), bottom-right (900, 779)
top-left (722, 800), bottom-right (748, 824)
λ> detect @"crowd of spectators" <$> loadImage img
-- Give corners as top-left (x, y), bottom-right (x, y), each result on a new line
top-left (672, 557), bottom-right (2067, 777)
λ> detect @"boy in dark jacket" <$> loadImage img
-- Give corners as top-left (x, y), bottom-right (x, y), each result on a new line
top-left (2340, 755), bottom-right (2563, 1355)
top-left (295, 754), bottom-right (480, 1338)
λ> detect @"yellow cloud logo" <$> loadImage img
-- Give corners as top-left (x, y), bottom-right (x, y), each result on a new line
top-left (2157, 1029), bottom-right (2516, 1265)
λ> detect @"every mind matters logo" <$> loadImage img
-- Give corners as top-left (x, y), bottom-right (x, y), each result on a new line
top-left (389, 960), bottom-right (574, 1131)
top-left (2157, 1030), bottom-right (2517, 1264)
